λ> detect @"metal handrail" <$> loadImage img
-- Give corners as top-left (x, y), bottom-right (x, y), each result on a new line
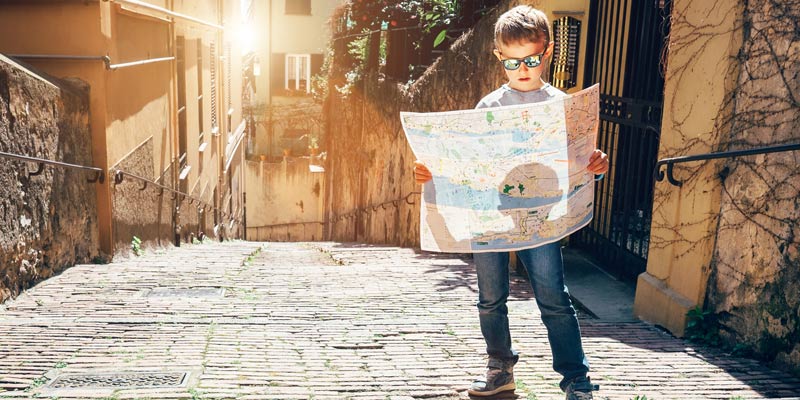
top-left (112, 169), bottom-right (242, 224)
top-left (329, 191), bottom-right (421, 223)
top-left (0, 150), bottom-right (105, 183)
top-left (7, 54), bottom-right (175, 70)
top-left (654, 142), bottom-right (800, 187)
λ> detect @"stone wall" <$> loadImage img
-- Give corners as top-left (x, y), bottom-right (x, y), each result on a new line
top-left (707, 0), bottom-right (800, 375)
top-left (0, 56), bottom-right (99, 303)
top-left (324, 0), bottom-right (522, 246)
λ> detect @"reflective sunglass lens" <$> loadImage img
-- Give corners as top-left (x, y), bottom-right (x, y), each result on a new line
top-left (503, 59), bottom-right (521, 70)
top-left (522, 56), bottom-right (541, 67)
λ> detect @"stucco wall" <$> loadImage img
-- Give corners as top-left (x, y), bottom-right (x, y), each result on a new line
top-left (706, 0), bottom-right (800, 375)
top-left (630, 0), bottom-right (800, 375)
top-left (245, 157), bottom-right (324, 241)
top-left (633, 0), bottom-right (742, 336)
top-left (0, 56), bottom-right (99, 303)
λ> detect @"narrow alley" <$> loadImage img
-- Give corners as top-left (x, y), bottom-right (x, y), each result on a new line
top-left (0, 242), bottom-right (798, 399)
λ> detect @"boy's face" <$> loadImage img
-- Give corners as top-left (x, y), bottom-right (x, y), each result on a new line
top-left (493, 39), bottom-right (554, 92)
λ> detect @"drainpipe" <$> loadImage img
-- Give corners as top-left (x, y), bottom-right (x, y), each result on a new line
top-left (217, 0), bottom-right (226, 241)
top-left (166, 0), bottom-right (181, 247)
top-left (268, 0), bottom-right (273, 158)
top-left (111, 0), bottom-right (224, 30)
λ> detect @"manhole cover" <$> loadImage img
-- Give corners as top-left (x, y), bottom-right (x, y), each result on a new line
top-left (146, 287), bottom-right (225, 298)
top-left (49, 372), bottom-right (188, 389)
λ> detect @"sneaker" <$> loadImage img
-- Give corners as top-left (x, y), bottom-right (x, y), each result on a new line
top-left (564, 376), bottom-right (599, 400)
top-left (467, 357), bottom-right (516, 397)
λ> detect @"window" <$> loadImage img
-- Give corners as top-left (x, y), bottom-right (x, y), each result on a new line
top-left (226, 42), bottom-right (233, 137)
top-left (197, 39), bottom-right (204, 139)
top-left (285, 54), bottom-right (311, 93)
top-left (285, 0), bottom-right (311, 15)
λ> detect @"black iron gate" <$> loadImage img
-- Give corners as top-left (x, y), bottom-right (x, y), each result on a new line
top-left (573, 0), bottom-right (672, 282)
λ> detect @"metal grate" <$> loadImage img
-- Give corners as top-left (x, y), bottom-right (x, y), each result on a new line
top-left (49, 372), bottom-right (187, 389)
top-left (572, 0), bottom-right (670, 282)
top-left (146, 287), bottom-right (225, 298)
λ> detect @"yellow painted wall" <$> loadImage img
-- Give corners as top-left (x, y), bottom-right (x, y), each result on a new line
top-left (633, 0), bottom-right (744, 336)
top-left (106, 11), bottom-right (172, 174)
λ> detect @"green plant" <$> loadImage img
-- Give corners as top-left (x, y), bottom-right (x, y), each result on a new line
top-left (188, 388), bottom-right (205, 400)
top-left (418, 0), bottom-right (460, 47)
top-left (514, 379), bottom-right (538, 399)
top-left (631, 396), bottom-right (648, 400)
top-left (333, 0), bottom-right (462, 90)
top-left (131, 236), bottom-right (143, 256)
top-left (730, 343), bottom-right (750, 357)
top-left (25, 376), bottom-right (48, 392)
top-left (91, 255), bottom-right (109, 264)
top-left (686, 306), bottom-right (721, 346)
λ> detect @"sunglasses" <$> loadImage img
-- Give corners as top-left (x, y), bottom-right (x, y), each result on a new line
top-left (499, 52), bottom-right (545, 70)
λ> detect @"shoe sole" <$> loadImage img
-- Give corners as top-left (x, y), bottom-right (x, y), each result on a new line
top-left (467, 382), bottom-right (516, 397)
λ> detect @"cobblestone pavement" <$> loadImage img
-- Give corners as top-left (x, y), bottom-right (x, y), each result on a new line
top-left (0, 241), bottom-right (798, 400)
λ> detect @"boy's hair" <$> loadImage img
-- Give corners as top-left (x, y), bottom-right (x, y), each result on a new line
top-left (494, 5), bottom-right (551, 49)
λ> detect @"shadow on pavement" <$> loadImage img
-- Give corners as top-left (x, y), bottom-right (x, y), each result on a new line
top-left (411, 248), bottom-right (800, 399)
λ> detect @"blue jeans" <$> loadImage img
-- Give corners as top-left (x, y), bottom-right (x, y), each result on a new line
top-left (474, 242), bottom-right (589, 388)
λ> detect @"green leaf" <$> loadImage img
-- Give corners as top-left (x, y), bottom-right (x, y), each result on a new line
top-left (433, 29), bottom-right (448, 48)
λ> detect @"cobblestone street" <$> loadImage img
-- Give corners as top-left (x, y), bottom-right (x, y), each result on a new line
top-left (0, 242), bottom-right (798, 399)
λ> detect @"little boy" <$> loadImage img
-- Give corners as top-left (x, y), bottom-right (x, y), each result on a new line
top-left (413, 5), bottom-right (608, 400)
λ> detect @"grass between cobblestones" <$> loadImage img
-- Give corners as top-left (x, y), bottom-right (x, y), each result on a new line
top-left (1, 242), bottom-right (799, 399)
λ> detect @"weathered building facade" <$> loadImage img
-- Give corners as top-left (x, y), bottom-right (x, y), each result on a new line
top-left (0, 0), bottom-right (247, 257)
top-left (0, 0), bottom-right (248, 300)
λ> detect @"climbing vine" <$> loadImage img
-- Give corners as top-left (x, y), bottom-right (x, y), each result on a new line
top-left (655, 0), bottom-right (800, 373)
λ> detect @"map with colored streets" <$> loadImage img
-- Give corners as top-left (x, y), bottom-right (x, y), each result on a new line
top-left (400, 84), bottom-right (599, 253)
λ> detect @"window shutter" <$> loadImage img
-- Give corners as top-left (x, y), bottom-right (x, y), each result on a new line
top-left (210, 41), bottom-right (218, 129)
